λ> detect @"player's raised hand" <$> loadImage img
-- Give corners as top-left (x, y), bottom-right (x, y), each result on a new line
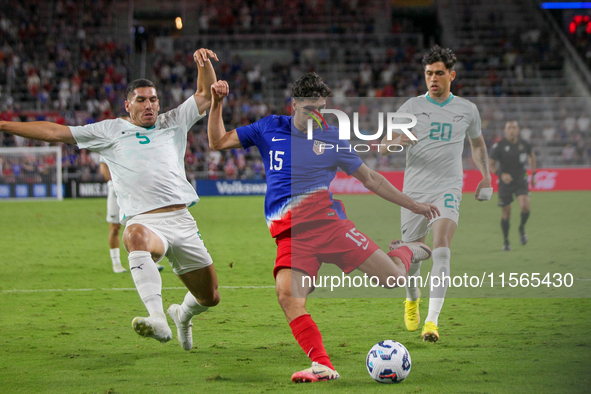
top-left (397, 132), bottom-right (418, 147)
top-left (411, 202), bottom-right (440, 220)
top-left (211, 80), bottom-right (229, 103)
top-left (194, 48), bottom-right (219, 67)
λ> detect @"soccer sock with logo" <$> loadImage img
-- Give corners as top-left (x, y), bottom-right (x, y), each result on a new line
top-left (405, 262), bottom-right (422, 301)
top-left (387, 247), bottom-right (413, 274)
top-left (110, 248), bottom-right (121, 266)
top-left (501, 219), bottom-right (510, 242)
top-left (426, 247), bottom-right (451, 326)
top-left (289, 314), bottom-right (334, 370)
top-left (128, 251), bottom-right (165, 319)
top-left (519, 211), bottom-right (530, 231)
top-left (180, 291), bottom-right (209, 323)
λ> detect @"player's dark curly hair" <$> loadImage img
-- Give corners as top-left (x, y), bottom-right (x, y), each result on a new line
top-left (422, 45), bottom-right (457, 71)
top-left (126, 78), bottom-right (156, 98)
top-left (291, 72), bottom-right (332, 99)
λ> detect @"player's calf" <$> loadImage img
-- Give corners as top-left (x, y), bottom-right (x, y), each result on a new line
top-left (519, 226), bottom-right (528, 245)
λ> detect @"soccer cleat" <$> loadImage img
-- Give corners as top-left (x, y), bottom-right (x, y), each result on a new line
top-left (131, 316), bottom-right (172, 343)
top-left (389, 240), bottom-right (432, 263)
top-left (156, 264), bottom-right (165, 272)
top-left (422, 321), bottom-right (439, 343)
top-left (112, 263), bottom-right (127, 273)
top-left (291, 362), bottom-right (340, 383)
top-left (503, 242), bottom-right (511, 251)
top-left (519, 229), bottom-right (528, 245)
top-left (404, 298), bottom-right (421, 332)
top-left (167, 304), bottom-right (193, 351)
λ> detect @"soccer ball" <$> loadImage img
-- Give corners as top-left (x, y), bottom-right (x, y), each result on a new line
top-left (366, 340), bottom-right (411, 383)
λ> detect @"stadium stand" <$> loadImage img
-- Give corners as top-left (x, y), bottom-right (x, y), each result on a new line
top-left (438, 0), bottom-right (591, 168)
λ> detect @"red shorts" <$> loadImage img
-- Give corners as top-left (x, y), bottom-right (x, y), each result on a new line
top-left (274, 220), bottom-right (381, 278)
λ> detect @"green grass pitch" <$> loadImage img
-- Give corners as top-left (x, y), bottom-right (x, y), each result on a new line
top-left (0, 191), bottom-right (589, 393)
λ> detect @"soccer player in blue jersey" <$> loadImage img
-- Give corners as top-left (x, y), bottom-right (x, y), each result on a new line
top-left (207, 73), bottom-right (440, 383)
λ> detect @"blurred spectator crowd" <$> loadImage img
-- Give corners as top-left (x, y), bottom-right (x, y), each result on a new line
top-left (157, 0), bottom-right (377, 36)
top-left (0, 0), bottom-right (130, 119)
top-left (0, 152), bottom-right (58, 184)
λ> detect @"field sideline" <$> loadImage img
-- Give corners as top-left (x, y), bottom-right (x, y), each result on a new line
top-left (0, 191), bottom-right (589, 393)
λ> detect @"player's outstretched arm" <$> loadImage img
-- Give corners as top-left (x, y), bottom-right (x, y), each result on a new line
top-left (193, 48), bottom-right (219, 115)
top-left (0, 121), bottom-right (76, 145)
top-left (469, 135), bottom-right (492, 201)
top-left (207, 80), bottom-right (243, 150)
top-left (352, 164), bottom-right (440, 220)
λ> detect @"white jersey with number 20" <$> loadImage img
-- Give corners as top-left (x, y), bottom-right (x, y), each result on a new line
top-left (397, 93), bottom-right (481, 194)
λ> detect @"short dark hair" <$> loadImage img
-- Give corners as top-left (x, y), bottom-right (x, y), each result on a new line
top-left (126, 78), bottom-right (156, 99)
top-left (422, 45), bottom-right (457, 71)
top-left (291, 72), bottom-right (332, 99)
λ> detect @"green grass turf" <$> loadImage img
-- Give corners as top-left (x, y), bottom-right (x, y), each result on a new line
top-left (0, 191), bottom-right (590, 393)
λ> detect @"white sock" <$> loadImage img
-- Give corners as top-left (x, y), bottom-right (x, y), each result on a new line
top-left (405, 261), bottom-right (422, 301)
top-left (128, 251), bottom-right (165, 319)
top-left (110, 248), bottom-right (121, 266)
top-left (180, 291), bottom-right (209, 323)
top-left (426, 247), bottom-right (451, 326)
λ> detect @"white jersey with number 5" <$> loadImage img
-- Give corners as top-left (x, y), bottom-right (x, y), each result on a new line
top-left (70, 97), bottom-right (205, 223)
top-left (398, 93), bottom-right (481, 194)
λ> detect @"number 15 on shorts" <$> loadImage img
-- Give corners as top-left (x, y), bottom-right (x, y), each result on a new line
top-left (346, 227), bottom-right (370, 250)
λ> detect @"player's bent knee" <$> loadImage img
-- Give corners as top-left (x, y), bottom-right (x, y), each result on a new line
top-left (110, 224), bottom-right (121, 236)
top-left (197, 289), bottom-right (220, 307)
top-left (123, 225), bottom-right (151, 250)
top-left (277, 288), bottom-right (307, 312)
top-left (276, 288), bottom-right (292, 307)
top-left (502, 206), bottom-right (511, 219)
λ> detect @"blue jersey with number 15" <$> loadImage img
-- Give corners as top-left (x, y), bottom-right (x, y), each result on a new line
top-left (236, 115), bottom-right (363, 237)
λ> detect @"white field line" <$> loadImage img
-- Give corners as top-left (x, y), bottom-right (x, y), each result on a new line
top-left (1, 286), bottom-right (275, 293)
top-left (2, 280), bottom-right (590, 294)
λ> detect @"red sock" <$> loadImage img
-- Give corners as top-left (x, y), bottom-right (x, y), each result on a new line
top-left (289, 314), bottom-right (334, 370)
top-left (388, 246), bottom-right (412, 274)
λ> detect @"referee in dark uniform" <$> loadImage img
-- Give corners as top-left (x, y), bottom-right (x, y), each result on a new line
top-left (489, 121), bottom-right (536, 251)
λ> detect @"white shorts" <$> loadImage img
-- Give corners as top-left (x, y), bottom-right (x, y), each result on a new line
top-left (106, 181), bottom-right (120, 224)
top-left (125, 209), bottom-right (213, 275)
top-left (400, 189), bottom-right (462, 242)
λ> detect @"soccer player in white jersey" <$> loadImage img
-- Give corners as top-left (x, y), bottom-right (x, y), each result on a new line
top-left (99, 156), bottom-right (164, 273)
top-left (0, 48), bottom-right (220, 351)
top-left (382, 46), bottom-right (492, 342)
top-left (99, 156), bottom-right (127, 273)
